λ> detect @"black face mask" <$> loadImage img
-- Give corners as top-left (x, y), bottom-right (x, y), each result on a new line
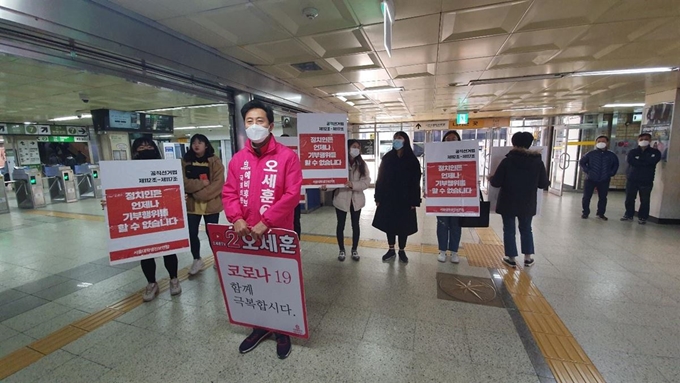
top-left (135, 150), bottom-right (158, 160)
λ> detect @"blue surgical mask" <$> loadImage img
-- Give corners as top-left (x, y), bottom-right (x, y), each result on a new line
top-left (392, 139), bottom-right (404, 150)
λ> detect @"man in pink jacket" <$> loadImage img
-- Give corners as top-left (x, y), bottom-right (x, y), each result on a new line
top-left (222, 100), bottom-right (302, 360)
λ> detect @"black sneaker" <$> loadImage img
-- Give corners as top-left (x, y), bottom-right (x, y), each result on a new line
top-left (638, 219), bottom-right (647, 225)
top-left (524, 258), bottom-right (535, 267)
top-left (502, 257), bottom-right (517, 268)
top-left (620, 216), bottom-right (633, 221)
top-left (275, 333), bottom-right (292, 360)
top-left (398, 250), bottom-right (408, 263)
top-left (382, 249), bottom-right (396, 262)
top-left (581, 214), bottom-right (588, 219)
top-left (239, 329), bottom-right (272, 354)
top-left (597, 214), bottom-right (608, 221)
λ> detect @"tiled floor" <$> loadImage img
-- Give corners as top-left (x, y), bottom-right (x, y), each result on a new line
top-left (1, 190), bottom-right (679, 382)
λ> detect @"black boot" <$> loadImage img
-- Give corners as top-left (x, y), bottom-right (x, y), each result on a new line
top-left (398, 250), bottom-right (408, 263)
top-left (382, 249), bottom-right (396, 262)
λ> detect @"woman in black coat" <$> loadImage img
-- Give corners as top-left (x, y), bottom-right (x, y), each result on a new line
top-left (490, 132), bottom-right (549, 268)
top-left (372, 131), bottom-right (421, 263)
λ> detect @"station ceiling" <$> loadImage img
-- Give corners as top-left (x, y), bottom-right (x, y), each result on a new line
top-left (108, 0), bottom-right (680, 123)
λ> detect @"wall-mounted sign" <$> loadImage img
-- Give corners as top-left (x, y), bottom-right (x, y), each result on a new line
top-left (36, 136), bottom-right (88, 143)
top-left (456, 113), bottom-right (469, 125)
top-left (92, 109), bottom-right (173, 133)
top-left (413, 120), bottom-right (449, 131)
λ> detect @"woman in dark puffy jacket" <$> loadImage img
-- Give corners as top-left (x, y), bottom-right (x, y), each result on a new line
top-left (372, 131), bottom-right (421, 264)
top-left (490, 132), bottom-right (549, 268)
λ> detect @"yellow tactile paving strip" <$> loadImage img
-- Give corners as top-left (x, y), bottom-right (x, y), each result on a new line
top-left (3, 209), bottom-right (605, 383)
top-left (499, 267), bottom-right (606, 382)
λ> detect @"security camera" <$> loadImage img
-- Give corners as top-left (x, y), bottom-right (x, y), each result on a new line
top-left (303, 7), bottom-right (319, 20)
top-left (79, 92), bottom-right (89, 103)
top-left (76, 113), bottom-right (82, 118)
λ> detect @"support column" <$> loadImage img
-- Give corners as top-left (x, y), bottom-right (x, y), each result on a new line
top-left (233, 91), bottom-right (253, 153)
top-left (644, 89), bottom-right (680, 224)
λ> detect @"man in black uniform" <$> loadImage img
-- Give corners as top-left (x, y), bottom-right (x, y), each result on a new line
top-left (621, 133), bottom-right (662, 224)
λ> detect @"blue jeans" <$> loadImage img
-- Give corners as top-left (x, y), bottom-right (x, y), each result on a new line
top-left (436, 216), bottom-right (462, 252)
top-left (501, 215), bottom-right (534, 257)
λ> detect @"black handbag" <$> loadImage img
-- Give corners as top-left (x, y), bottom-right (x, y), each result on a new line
top-left (459, 192), bottom-right (490, 228)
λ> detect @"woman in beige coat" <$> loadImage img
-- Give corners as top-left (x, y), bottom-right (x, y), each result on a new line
top-left (324, 139), bottom-right (371, 261)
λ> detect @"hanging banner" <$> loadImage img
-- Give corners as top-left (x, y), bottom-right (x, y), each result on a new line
top-left (297, 113), bottom-right (348, 188)
top-left (488, 146), bottom-right (548, 216)
top-left (277, 136), bottom-right (305, 204)
top-left (101, 159), bottom-right (190, 265)
top-left (425, 141), bottom-right (480, 216)
top-left (208, 225), bottom-right (309, 339)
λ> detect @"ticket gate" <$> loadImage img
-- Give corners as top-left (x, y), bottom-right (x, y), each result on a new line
top-left (12, 168), bottom-right (46, 209)
top-left (0, 180), bottom-right (9, 214)
top-left (45, 166), bottom-right (78, 203)
top-left (74, 165), bottom-right (102, 199)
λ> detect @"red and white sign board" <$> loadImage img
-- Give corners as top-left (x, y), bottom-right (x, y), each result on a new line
top-left (208, 225), bottom-right (309, 339)
top-left (297, 113), bottom-right (348, 188)
top-left (101, 159), bottom-right (190, 265)
top-left (489, 146), bottom-right (548, 216)
top-left (425, 141), bottom-right (480, 216)
top-left (278, 136), bottom-right (305, 204)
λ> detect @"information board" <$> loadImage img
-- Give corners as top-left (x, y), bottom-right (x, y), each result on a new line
top-left (101, 159), bottom-right (190, 264)
top-left (208, 225), bottom-right (308, 339)
top-left (297, 113), bottom-right (348, 188)
top-left (425, 141), bottom-right (480, 216)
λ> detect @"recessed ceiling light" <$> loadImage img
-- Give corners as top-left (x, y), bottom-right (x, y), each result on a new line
top-left (602, 103), bottom-right (645, 107)
top-left (334, 87), bottom-right (404, 97)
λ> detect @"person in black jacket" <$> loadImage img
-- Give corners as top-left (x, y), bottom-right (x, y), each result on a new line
top-left (621, 133), bottom-right (662, 224)
top-left (579, 136), bottom-right (619, 220)
top-left (490, 132), bottom-right (550, 268)
top-left (372, 131), bottom-right (421, 263)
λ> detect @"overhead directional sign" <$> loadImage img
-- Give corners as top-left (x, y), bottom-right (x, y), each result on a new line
top-left (449, 117), bottom-right (511, 129)
top-left (0, 123), bottom-right (88, 137)
top-left (413, 120), bottom-right (449, 130)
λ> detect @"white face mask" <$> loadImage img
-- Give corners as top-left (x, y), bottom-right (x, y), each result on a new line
top-left (246, 124), bottom-right (270, 143)
top-left (349, 148), bottom-right (361, 158)
top-left (595, 142), bottom-right (607, 149)
top-left (639, 140), bottom-right (650, 147)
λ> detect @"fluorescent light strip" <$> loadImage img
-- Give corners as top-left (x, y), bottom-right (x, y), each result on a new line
top-left (502, 107), bottom-right (555, 112)
top-left (140, 103), bottom-right (228, 113)
top-left (334, 87), bottom-right (404, 97)
top-left (48, 114), bottom-right (92, 122)
top-left (573, 67), bottom-right (677, 77)
top-left (174, 125), bottom-right (224, 130)
top-left (602, 103), bottom-right (645, 107)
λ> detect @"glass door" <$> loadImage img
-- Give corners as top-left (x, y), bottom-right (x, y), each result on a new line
top-left (549, 126), bottom-right (569, 196)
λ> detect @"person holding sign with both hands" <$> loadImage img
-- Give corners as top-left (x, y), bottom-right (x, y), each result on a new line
top-left (222, 100), bottom-right (302, 360)
top-left (322, 139), bottom-right (371, 262)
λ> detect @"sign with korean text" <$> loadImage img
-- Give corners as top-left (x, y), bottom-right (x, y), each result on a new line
top-left (208, 225), bottom-right (308, 339)
top-left (277, 136), bottom-right (306, 204)
top-left (101, 159), bottom-right (189, 265)
top-left (449, 117), bottom-right (510, 129)
top-left (413, 120), bottom-right (449, 131)
top-left (297, 113), bottom-right (348, 187)
top-left (17, 139), bottom-right (40, 165)
top-left (0, 123), bottom-right (88, 136)
top-left (425, 141), bottom-right (480, 216)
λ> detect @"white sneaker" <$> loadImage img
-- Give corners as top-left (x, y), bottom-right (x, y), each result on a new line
top-left (437, 251), bottom-right (447, 263)
top-left (351, 250), bottom-right (360, 261)
top-left (450, 252), bottom-right (460, 264)
top-left (142, 283), bottom-right (159, 302)
top-left (189, 259), bottom-right (204, 275)
top-left (338, 251), bottom-right (346, 262)
top-left (169, 278), bottom-right (182, 296)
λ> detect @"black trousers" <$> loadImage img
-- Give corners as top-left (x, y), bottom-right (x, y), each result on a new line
top-left (294, 204), bottom-right (301, 238)
top-left (386, 233), bottom-right (408, 250)
top-left (187, 213), bottom-right (220, 260)
top-left (141, 255), bottom-right (178, 283)
top-left (335, 204), bottom-right (361, 251)
top-left (625, 181), bottom-right (653, 220)
top-left (582, 179), bottom-right (610, 216)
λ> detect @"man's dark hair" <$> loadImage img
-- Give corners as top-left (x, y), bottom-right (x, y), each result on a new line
top-left (638, 133), bottom-right (652, 140)
top-left (596, 135), bottom-right (609, 142)
top-left (511, 131), bottom-right (533, 149)
top-left (240, 100), bottom-right (274, 126)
